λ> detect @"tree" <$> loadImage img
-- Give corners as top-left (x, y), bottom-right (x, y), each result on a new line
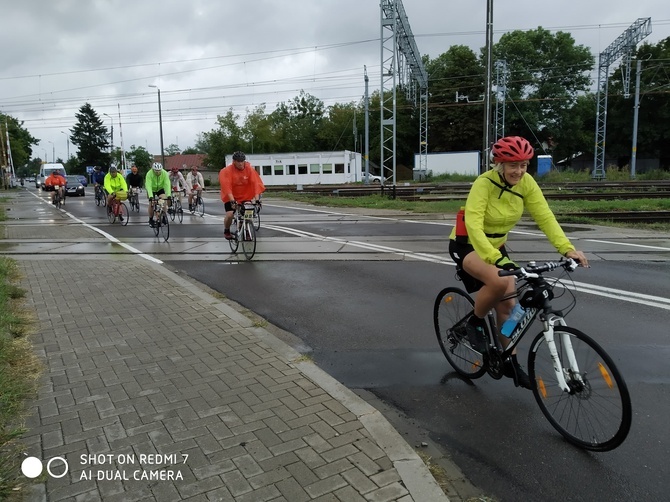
top-left (317, 102), bottom-right (358, 152)
top-left (242, 104), bottom-right (279, 154)
top-left (492, 28), bottom-right (594, 162)
top-left (127, 145), bottom-right (152, 172)
top-left (165, 144), bottom-right (181, 156)
top-left (0, 113), bottom-right (39, 169)
top-left (425, 46), bottom-right (485, 152)
top-left (201, 109), bottom-right (245, 169)
top-left (70, 103), bottom-right (110, 173)
top-left (605, 37), bottom-right (670, 169)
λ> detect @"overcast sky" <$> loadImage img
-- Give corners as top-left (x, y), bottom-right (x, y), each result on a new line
top-left (1, 0), bottom-right (668, 164)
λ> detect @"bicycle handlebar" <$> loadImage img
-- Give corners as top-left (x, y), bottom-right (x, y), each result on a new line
top-left (498, 258), bottom-right (579, 278)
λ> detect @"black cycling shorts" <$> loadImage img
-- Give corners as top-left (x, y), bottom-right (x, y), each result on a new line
top-left (448, 239), bottom-right (509, 293)
top-left (148, 189), bottom-right (166, 199)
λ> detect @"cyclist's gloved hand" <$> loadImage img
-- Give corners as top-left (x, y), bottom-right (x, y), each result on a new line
top-left (495, 256), bottom-right (519, 271)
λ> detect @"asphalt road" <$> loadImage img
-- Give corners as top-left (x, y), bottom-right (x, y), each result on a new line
top-left (32, 187), bottom-right (670, 501)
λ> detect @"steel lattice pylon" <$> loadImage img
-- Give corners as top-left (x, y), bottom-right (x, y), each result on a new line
top-left (380, 0), bottom-right (428, 186)
top-left (592, 18), bottom-right (651, 179)
top-left (494, 60), bottom-right (509, 141)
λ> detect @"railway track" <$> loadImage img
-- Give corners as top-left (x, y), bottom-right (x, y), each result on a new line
top-left (555, 211), bottom-right (670, 223)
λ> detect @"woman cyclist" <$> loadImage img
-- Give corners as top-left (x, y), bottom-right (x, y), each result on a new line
top-left (448, 136), bottom-right (589, 388)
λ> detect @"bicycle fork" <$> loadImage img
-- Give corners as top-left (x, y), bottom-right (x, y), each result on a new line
top-left (539, 315), bottom-right (579, 393)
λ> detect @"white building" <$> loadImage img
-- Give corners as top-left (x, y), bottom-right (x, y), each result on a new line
top-left (226, 151), bottom-right (362, 186)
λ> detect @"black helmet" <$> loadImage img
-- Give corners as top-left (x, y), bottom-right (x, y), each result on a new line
top-left (232, 151), bottom-right (246, 162)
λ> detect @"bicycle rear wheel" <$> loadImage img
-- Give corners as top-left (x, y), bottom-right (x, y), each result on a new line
top-left (529, 326), bottom-right (631, 451)
top-left (240, 221), bottom-right (256, 260)
top-left (119, 202), bottom-right (129, 226)
top-left (433, 287), bottom-right (487, 378)
top-left (160, 212), bottom-right (169, 241)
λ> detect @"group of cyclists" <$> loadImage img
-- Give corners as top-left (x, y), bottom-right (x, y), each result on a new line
top-left (91, 162), bottom-right (207, 227)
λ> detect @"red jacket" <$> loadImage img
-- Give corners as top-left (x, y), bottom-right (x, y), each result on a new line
top-left (45, 173), bottom-right (66, 188)
top-left (219, 162), bottom-right (265, 203)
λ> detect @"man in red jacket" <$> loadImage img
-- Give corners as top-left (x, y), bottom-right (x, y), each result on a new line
top-left (44, 169), bottom-right (67, 205)
top-left (219, 151), bottom-right (265, 240)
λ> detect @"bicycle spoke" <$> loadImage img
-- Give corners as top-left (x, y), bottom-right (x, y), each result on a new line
top-left (529, 327), bottom-right (631, 451)
top-left (433, 287), bottom-right (486, 379)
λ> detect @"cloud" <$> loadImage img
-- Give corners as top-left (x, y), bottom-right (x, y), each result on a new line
top-left (1, 0), bottom-right (667, 162)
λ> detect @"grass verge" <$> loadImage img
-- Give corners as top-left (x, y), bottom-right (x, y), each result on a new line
top-left (0, 256), bottom-right (43, 499)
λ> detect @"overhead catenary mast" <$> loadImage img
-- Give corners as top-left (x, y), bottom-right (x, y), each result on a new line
top-left (117, 104), bottom-right (127, 171)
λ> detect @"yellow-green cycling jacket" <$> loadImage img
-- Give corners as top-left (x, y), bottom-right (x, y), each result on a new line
top-left (449, 169), bottom-right (575, 265)
top-left (144, 170), bottom-right (171, 199)
top-left (103, 172), bottom-right (128, 195)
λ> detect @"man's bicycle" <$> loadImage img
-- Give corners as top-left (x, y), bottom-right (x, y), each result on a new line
top-left (128, 187), bottom-right (141, 212)
top-left (94, 185), bottom-right (106, 207)
top-left (151, 195), bottom-right (170, 242)
top-left (433, 259), bottom-right (631, 451)
top-left (168, 188), bottom-right (184, 223)
top-left (229, 201), bottom-right (257, 260)
top-left (190, 190), bottom-right (205, 217)
top-left (52, 185), bottom-right (63, 209)
top-left (106, 192), bottom-right (129, 226)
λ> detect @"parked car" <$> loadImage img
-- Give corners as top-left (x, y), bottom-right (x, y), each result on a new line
top-left (77, 175), bottom-right (88, 187)
top-left (362, 173), bottom-right (383, 183)
top-left (65, 175), bottom-right (85, 197)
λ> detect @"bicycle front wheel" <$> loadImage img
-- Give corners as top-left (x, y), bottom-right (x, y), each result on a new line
top-left (95, 193), bottom-right (101, 206)
top-left (176, 202), bottom-right (183, 223)
top-left (529, 326), bottom-right (632, 451)
top-left (160, 213), bottom-right (170, 241)
top-left (253, 208), bottom-right (260, 231)
top-left (107, 205), bottom-right (115, 223)
top-left (196, 197), bottom-right (204, 216)
top-left (433, 287), bottom-right (487, 379)
top-left (119, 203), bottom-right (129, 226)
top-left (228, 222), bottom-right (239, 254)
top-left (240, 221), bottom-right (256, 260)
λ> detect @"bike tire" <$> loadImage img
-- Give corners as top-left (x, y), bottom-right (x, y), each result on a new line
top-left (95, 193), bottom-right (101, 206)
top-left (107, 204), bottom-right (115, 224)
top-left (433, 287), bottom-right (487, 379)
top-left (528, 326), bottom-right (632, 451)
top-left (160, 213), bottom-right (169, 242)
top-left (119, 203), bottom-right (129, 226)
top-left (253, 208), bottom-right (261, 231)
top-left (196, 197), bottom-right (204, 216)
top-left (153, 210), bottom-right (160, 237)
top-left (176, 202), bottom-right (183, 223)
top-left (228, 221), bottom-right (239, 254)
top-left (240, 221), bottom-right (257, 260)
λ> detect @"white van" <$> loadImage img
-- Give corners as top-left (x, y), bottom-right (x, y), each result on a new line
top-left (37, 163), bottom-right (67, 190)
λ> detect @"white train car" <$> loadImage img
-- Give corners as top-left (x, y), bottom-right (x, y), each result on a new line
top-left (225, 151), bottom-right (362, 186)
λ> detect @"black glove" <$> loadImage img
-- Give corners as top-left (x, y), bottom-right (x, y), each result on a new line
top-left (495, 256), bottom-right (519, 271)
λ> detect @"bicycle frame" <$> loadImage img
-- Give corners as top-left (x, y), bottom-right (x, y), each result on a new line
top-left (488, 265), bottom-right (582, 394)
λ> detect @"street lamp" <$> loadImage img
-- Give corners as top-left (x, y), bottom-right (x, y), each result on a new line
top-left (103, 113), bottom-right (114, 152)
top-left (47, 140), bottom-right (55, 162)
top-left (148, 85), bottom-right (165, 169)
top-left (61, 131), bottom-right (69, 160)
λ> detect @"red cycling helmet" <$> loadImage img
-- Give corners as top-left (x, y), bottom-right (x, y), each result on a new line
top-left (492, 136), bottom-right (534, 163)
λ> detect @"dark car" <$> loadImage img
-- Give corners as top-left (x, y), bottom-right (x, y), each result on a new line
top-left (65, 176), bottom-right (85, 197)
top-left (77, 175), bottom-right (88, 187)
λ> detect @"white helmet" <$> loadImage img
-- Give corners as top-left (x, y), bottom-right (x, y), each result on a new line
top-left (152, 162), bottom-right (163, 171)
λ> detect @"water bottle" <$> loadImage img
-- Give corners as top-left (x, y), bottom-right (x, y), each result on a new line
top-left (501, 303), bottom-right (525, 337)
